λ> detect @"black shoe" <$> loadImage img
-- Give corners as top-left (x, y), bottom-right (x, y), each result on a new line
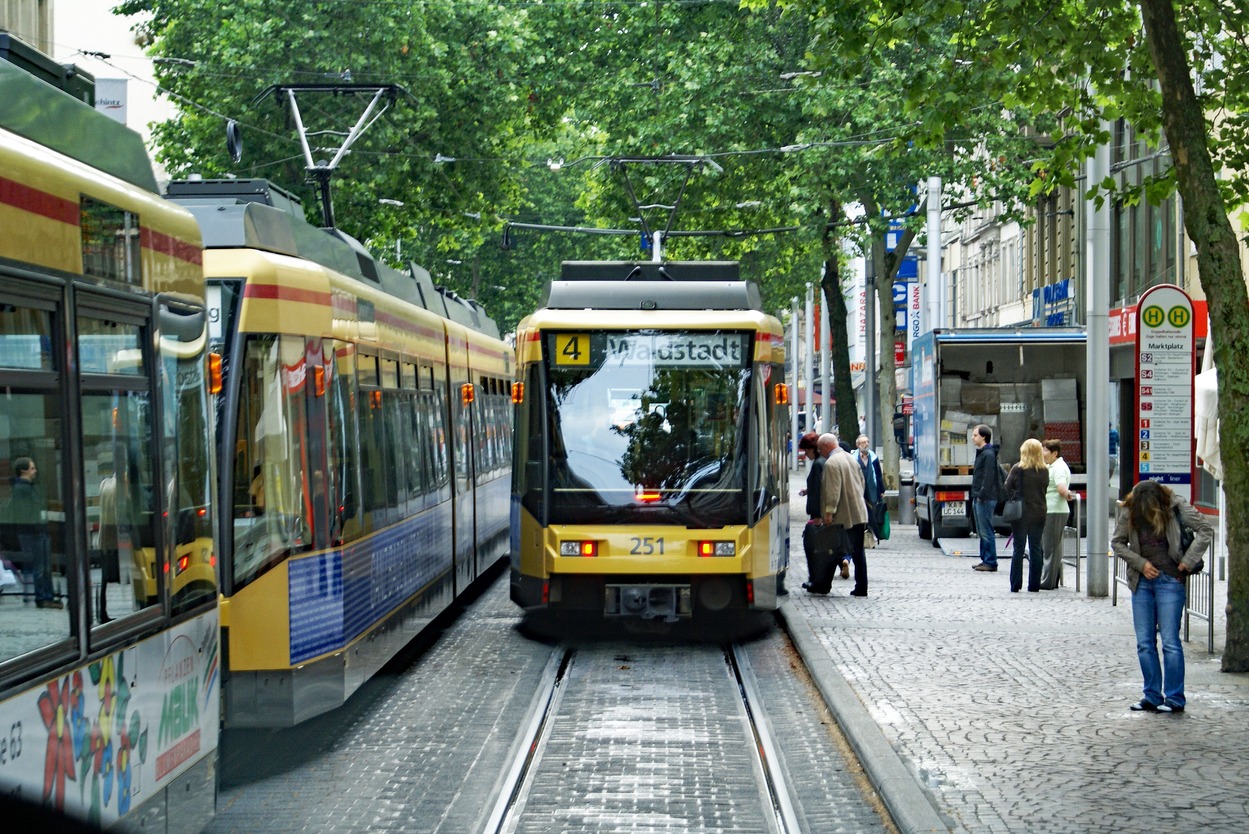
top-left (972, 564), bottom-right (997, 572)
top-left (36, 600), bottom-right (64, 610)
top-left (1130, 699), bottom-right (1161, 712)
top-left (849, 590), bottom-right (867, 597)
top-left (801, 583), bottom-right (829, 595)
top-left (777, 587), bottom-right (789, 596)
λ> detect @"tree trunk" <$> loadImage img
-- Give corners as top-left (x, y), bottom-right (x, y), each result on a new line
top-left (1139, 0), bottom-right (1249, 671)
top-left (822, 200), bottom-right (859, 440)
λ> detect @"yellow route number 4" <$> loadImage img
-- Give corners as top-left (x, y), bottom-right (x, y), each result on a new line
top-left (554, 333), bottom-right (590, 365)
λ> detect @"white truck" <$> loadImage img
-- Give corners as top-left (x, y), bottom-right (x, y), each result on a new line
top-left (910, 328), bottom-right (1087, 544)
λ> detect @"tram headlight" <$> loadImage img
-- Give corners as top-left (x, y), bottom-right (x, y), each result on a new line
top-left (697, 541), bottom-right (735, 557)
top-left (559, 541), bottom-right (597, 557)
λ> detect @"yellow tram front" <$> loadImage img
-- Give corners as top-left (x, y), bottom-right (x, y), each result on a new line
top-left (510, 262), bottom-right (789, 621)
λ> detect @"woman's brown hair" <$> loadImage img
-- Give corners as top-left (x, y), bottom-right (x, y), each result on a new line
top-left (1123, 479), bottom-right (1174, 538)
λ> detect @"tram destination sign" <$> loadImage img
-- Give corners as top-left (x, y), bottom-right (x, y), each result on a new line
top-left (551, 331), bottom-right (748, 370)
top-left (1134, 284), bottom-right (1194, 500)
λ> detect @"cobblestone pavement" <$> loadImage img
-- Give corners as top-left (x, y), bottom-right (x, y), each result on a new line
top-left (780, 468), bottom-right (1249, 834)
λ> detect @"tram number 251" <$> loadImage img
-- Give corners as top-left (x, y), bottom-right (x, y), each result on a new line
top-left (630, 537), bottom-right (666, 555)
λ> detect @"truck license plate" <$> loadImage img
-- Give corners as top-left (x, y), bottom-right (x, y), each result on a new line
top-left (941, 502), bottom-right (965, 517)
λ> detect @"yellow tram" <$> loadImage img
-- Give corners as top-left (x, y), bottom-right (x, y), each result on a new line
top-left (510, 261), bottom-right (790, 622)
top-left (0, 36), bottom-right (218, 831)
top-left (168, 179), bottom-right (512, 727)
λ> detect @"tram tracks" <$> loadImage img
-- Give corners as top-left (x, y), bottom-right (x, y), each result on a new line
top-left (483, 643), bottom-right (802, 834)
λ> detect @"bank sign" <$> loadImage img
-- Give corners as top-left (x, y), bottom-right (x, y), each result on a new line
top-left (1135, 284), bottom-right (1195, 500)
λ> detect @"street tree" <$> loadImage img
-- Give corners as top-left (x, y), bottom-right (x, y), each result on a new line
top-left (784, 0), bottom-right (1249, 671)
top-left (115, 0), bottom-right (550, 322)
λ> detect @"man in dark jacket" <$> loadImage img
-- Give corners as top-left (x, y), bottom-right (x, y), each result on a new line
top-left (8, 457), bottom-right (60, 608)
top-left (970, 425), bottom-right (1003, 572)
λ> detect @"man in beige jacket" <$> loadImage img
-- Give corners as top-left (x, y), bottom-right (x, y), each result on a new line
top-left (819, 433), bottom-right (870, 597)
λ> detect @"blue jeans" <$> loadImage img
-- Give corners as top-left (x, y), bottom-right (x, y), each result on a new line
top-left (1131, 574), bottom-right (1186, 707)
top-left (18, 530), bottom-right (54, 603)
top-left (974, 499), bottom-right (998, 567)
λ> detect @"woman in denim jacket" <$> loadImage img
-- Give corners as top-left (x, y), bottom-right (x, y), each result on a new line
top-left (1111, 480), bottom-right (1213, 713)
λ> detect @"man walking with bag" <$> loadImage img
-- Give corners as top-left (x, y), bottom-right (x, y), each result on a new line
top-left (820, 433), bottom-right (870, 597)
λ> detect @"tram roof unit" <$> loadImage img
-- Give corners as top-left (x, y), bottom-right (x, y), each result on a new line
top-left (549, 261), bottom-right (762, 312)
top-left (0, 38), bottom-right (157, 192)
top-left (167, 178), bottom-right (500, 339)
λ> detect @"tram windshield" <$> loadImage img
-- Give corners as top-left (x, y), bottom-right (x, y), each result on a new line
top-left (536, 329), bottom-right (751, 527)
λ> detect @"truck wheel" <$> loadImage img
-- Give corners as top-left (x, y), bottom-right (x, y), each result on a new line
top-left (929, 498), bottom-right (944, 546)
top-left (918, 516), bottom-right (932, 540)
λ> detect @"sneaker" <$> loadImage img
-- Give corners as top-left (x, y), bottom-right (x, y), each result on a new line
top-left (972, 564), bottom-right (997, 572)
top-left (1130, 699), bottom-right (1161, 712)
top-left (1161, 700), bottom-right (1185, 713)
top-left (36, 600), bottom-right (64, 610)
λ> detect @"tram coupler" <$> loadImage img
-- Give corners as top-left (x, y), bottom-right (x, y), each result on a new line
top-left (604, 584), bottom-right (692, 622)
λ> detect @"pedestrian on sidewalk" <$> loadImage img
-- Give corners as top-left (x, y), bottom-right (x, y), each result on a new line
top-left (1039, 440), bottom-right (1072, 589)
top-left (1112, 479), bottom-right (1213, 713)
top-left (1004, 439), bottom-right (1048, 593)
top-left (6, 457), bottom-right (61, 609)
top-left (820, 433), bottom-right (869, 597)
top-left (971, 424), bottom-right (1003, 572)
top-left (856, 434), bottom-right (886, 541)
top-left (798, 432), bottom-right (843, 593)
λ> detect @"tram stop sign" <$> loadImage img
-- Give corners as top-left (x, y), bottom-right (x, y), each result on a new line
top-left (1134, 284), bottom-right (1194, 501)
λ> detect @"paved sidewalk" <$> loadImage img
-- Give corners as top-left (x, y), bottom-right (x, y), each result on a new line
top-left (779, 468), bottom-right (1249, 834)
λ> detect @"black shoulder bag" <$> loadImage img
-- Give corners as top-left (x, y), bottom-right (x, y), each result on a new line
top-left (1173, 506), bottom-right (1204, 575)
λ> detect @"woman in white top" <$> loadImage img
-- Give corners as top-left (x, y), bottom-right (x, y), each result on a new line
top-left (1039, 439), bottom-right (1071, 590)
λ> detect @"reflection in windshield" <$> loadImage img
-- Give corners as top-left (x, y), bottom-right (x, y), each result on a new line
top-left (544, 331), bottom-right (750, 527)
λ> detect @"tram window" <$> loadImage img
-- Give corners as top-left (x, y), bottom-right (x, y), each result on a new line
top-left (398, 392), bottom-right (421, 511)
top-left (358, 354), bottom-right (379, 388)
top-left (159, 305), bottom-right (216, 615)
top-left (327, 342), bottom-right (363, 544)
top-left (80, 390), bottom-right (159, 624)
top-left (428, 391), bottom-right (451, 490)
top-left (380, 389), bottom-right (403, 524)
top-left (0, 304), bottom-right (54, 371)
top-left (0, 392), bottom-right (71, 664)
top-left (78, 317), bottom-right (144, 375)
top-left (80, 197), bottom-right (141, 284)
top-left (381, 358), bottom-right (399, 389)
top-left (357, 386), bottom-right (387, 527)
top-left (229, 335), bottom-right (314, 590)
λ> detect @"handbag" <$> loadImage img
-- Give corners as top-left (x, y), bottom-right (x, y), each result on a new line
top-left (1173, 506), bottom-right (1204, 574)
top-left (993, 496), bottom-right (1023, 524)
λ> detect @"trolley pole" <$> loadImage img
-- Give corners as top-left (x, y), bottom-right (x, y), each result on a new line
top-left (805, 283), bottom-right (815, 435)
top-left (790, 297), bottom-right (801, 470)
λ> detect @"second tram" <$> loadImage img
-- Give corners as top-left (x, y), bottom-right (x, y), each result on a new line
top-left (168, 179), bottom-right (513, 727)
top-left (510, 261), bottom-right (789, 622)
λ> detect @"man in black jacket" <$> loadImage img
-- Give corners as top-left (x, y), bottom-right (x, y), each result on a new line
top-left (970, 425), bottom-right (1003, 572)
top-left (8, 457), bottom-right (61, 608)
